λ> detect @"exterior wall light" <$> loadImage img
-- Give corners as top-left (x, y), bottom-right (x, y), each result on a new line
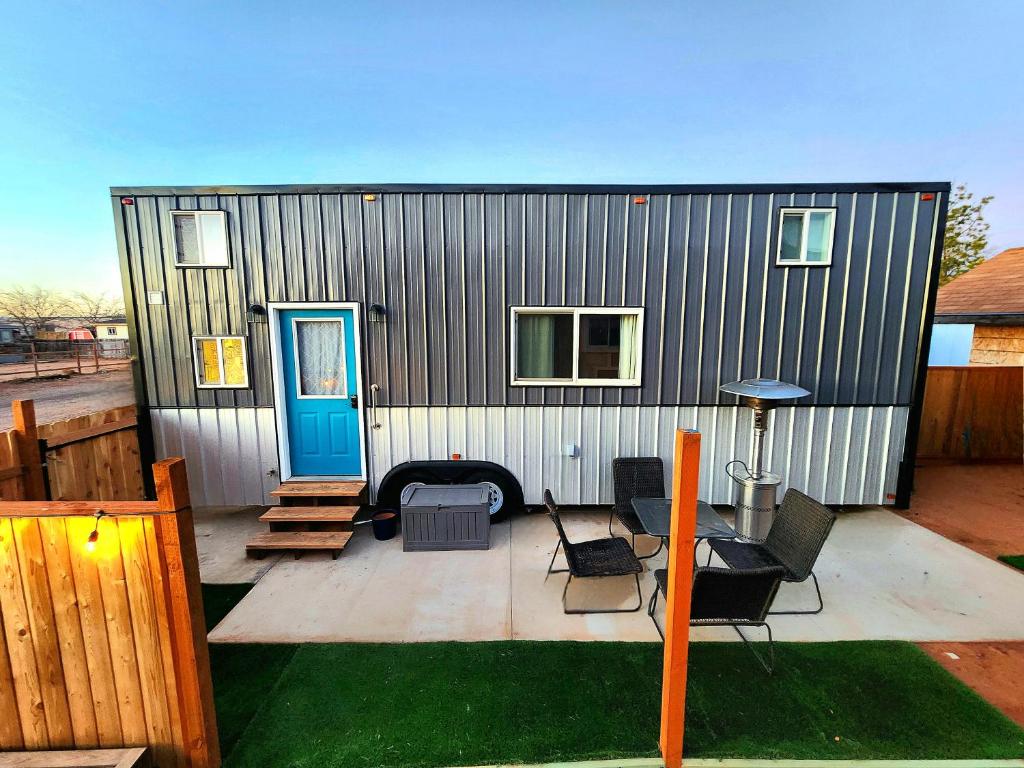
top-left (247, 303), bottom-right (267, 324)
top-left (85, 511), bottom-right (105, 553)
top-left (368, 303), bottom-right (386, 323)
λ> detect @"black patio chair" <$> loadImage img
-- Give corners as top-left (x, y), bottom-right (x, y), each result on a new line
top-left (609, 457), bottom-right (666, 560)
top-left (544, 489), bottom-right (644, 615)
top-left (648, 565), bottom-right (785, 673)
top-left (707, 488), bottom-right (835, 615)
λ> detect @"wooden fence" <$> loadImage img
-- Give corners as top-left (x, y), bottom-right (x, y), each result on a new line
top-left (0, 401), bottom-right (144, 502)
top-left (918, 366), bottom-right (1024, 462)
top-left (0, 458), bottom-right (219, 767)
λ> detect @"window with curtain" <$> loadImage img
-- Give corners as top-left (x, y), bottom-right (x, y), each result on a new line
top-left (513, 308), bottom-right (642, 385)
top-left (294, 319), bottom-right (347, 397)
top-left (193, 336), bottom-right (248, 388)
top-left (776, 208), bottom-right (836, 265)
top-left (171, 211), bottom-right (229, 266)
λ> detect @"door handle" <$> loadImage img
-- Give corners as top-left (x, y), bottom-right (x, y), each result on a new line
top-left (350, 394), bottom-right (358, 409)
top-left (370, 383), bottom-right (381, 429)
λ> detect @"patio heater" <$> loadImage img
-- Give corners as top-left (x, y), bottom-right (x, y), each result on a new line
top-left (720, 378), bottom-right (811, 542)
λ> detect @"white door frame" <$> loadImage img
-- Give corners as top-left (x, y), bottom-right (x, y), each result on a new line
top-left (268, 301), bottom-right (367, 482)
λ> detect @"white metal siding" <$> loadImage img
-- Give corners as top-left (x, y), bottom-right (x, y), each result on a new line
top-left (151, 407), bottom-right (280, 505)
top-left (151, 405), bottom-right (906, 507)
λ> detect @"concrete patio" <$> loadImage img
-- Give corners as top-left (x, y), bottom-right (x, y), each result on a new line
top-left (202, 504), bottom-right (1024, 644)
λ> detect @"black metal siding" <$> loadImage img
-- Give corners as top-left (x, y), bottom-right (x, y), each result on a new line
top-left (113, 186), bottom-right (945, 409)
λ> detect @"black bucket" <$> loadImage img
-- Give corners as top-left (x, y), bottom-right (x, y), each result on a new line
top-left (371, 510), bottom-right (398, 541)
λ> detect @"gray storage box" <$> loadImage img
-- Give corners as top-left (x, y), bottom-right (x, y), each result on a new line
top-left (401, 484), bottom-right (491, 551)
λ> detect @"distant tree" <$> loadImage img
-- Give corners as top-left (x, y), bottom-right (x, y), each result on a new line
top-left (0, 286), bottom-right (70, 335)
top-left (941, 183), bottom-right (993, 286)
top-left (70, 291), bottom-right (125, 325)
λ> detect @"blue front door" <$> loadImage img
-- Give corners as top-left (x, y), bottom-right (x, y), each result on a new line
top-left (279, 308), bottom-right (362, 477)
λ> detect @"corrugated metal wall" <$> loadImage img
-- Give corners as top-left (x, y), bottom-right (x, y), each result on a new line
top-left (115, 186), bottom-right (942, 409)
top-left (149, 405), bottom-right (907, 507)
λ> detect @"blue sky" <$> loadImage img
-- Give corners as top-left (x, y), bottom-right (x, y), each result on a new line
top-left (1, 1), bottom-right (1022, 294)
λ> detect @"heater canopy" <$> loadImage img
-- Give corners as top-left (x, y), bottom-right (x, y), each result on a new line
top-left (720, 378), bottom-right (810, 409)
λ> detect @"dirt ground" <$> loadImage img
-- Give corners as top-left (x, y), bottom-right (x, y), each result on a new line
top-left (899, 463), bottom-right (1024, 560)
top-left (919, 641), bottom-right (1024, 727)
top-left (904, 464), bottom-right (1024, 728)
top-left (0, 357), bottom-right (129, 383)
top-left (0, 367), bottom-right (136, 429)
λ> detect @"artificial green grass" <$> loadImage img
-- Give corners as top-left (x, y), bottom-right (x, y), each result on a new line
top-left (202, 583), bottom-right (255, 631)
top-left (210, 640), bottom-right (1024, 768)
top-left (210, 642), bottom-right (299, 759)
top-left (998, 554), bottom-right (1024, 572)
top-left (202, 583), bottom-right (291, 758)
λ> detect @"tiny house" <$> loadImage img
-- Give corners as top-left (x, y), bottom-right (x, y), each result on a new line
top-left (111, 183), bottom-right (949, 513)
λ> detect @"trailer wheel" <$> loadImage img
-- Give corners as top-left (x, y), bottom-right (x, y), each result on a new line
top-left (375, 461), bottom-right (525, 523)
top-left (462, 470), bottom-right (521, 523)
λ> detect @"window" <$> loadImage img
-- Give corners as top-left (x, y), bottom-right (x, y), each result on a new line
top-left (106, 327), bottom-right (118, 336)
top-left (511, 307), bottom-right (643, 386)
top-left (192, 336), bottom-right (248, 388)
top-left (293, 319), bottom-right (347, 398)
top-left (776, 208), bottom-right (836, 266)
top-left (171, 210), bottom-right (229, 266)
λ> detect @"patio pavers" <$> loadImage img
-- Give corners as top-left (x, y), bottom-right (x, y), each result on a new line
top-left (207, 506), bottom-right (1024, 644)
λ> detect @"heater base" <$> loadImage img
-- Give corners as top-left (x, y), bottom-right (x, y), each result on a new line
top-left (731, 471), bottom-right (781, 543)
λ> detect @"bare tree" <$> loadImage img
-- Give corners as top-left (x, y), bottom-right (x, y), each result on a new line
top-left (0, 286), bottom-right (70, 335)
top-left (70, 291), bottom-right (125, 325)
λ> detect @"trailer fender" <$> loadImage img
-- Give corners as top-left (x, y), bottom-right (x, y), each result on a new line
top-left (375, 460), bottom-right (525, 522)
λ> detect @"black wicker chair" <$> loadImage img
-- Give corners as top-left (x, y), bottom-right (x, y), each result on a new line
top-left (544, 489), bottom-right (644, 615)
top-left (648, 565), bottom-right (785, 673)
top-left (609, 457), bottom-right (666, 560)
top-left (708, 488), bottom-right (835, 615)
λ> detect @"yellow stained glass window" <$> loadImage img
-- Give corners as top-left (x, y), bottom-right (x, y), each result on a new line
top-left (194, 336), bottom-right (247, 388)
top-left (197, 339), bottom-right (221, 385)
top-left (222, 338), bottom-right (246, 386)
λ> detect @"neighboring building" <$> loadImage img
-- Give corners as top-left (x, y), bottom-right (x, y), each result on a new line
top-left (112, 182), bottom-right (949, 509)
top-left (95, 320), bottom-right (129, 339)
top-left (934, 247), bottom-right (1024, 366)
top-left (68, 327), bottom-right (95, 341)
top-left (0, 321), bottom-right (23, 344)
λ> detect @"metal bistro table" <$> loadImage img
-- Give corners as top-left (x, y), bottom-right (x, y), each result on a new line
top-left (631, 497), bottom-right (737, 542)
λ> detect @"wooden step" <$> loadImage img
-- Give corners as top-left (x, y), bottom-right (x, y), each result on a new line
top-left (270, 481), bottom-right (367, 506)
top-left (245, 531), bottom-right (352, 560)
top-left (259, 506), bottom-right (359, 532)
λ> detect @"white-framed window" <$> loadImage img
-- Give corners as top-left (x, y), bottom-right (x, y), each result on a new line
top-left (776, 208), bottom-right (836, 266)
top-left (192, 336), bottom-right (248, 388)
top-left (106, 327), bottom-right (118, 336)
top-left (510, 307), bottom-right (643, 386)
top-left (171, 210), bottom-right (229, 267)
top-left (291, 318), bottom-right (348, 399)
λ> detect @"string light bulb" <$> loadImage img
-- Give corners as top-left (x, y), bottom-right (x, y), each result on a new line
top-left (85, 511), bottom-right (104, 553)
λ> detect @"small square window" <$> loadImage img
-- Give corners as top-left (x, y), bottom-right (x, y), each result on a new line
top-left (172, 211), bottom-right (229, 267)
top-left (193, 336), bottom-right (248, 388)
top-left (776, 208), bottom-right (836, 266)
top-left (512, 308), bottom-right (643, 386)
top-left (106, 327), bottom-right (118, 336)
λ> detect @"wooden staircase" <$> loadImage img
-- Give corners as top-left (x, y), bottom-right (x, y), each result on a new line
top-left (246, 481), bottom-right (367, 560)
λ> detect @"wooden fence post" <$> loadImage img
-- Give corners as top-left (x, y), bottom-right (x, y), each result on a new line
top-left (153, 458), bottom-right (220, 768)
top-left (659, 429), bottom-right (700, 768)
top-left (12, 400), bottom-right (46, 501)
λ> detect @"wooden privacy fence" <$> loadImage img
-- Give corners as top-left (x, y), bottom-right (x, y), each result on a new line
top-left (918, 366), bottom-right (1024, 462)
top-left (0, 458), bottom-right (219, 768)
top-left (0, 400), bottom-right (144, 502)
